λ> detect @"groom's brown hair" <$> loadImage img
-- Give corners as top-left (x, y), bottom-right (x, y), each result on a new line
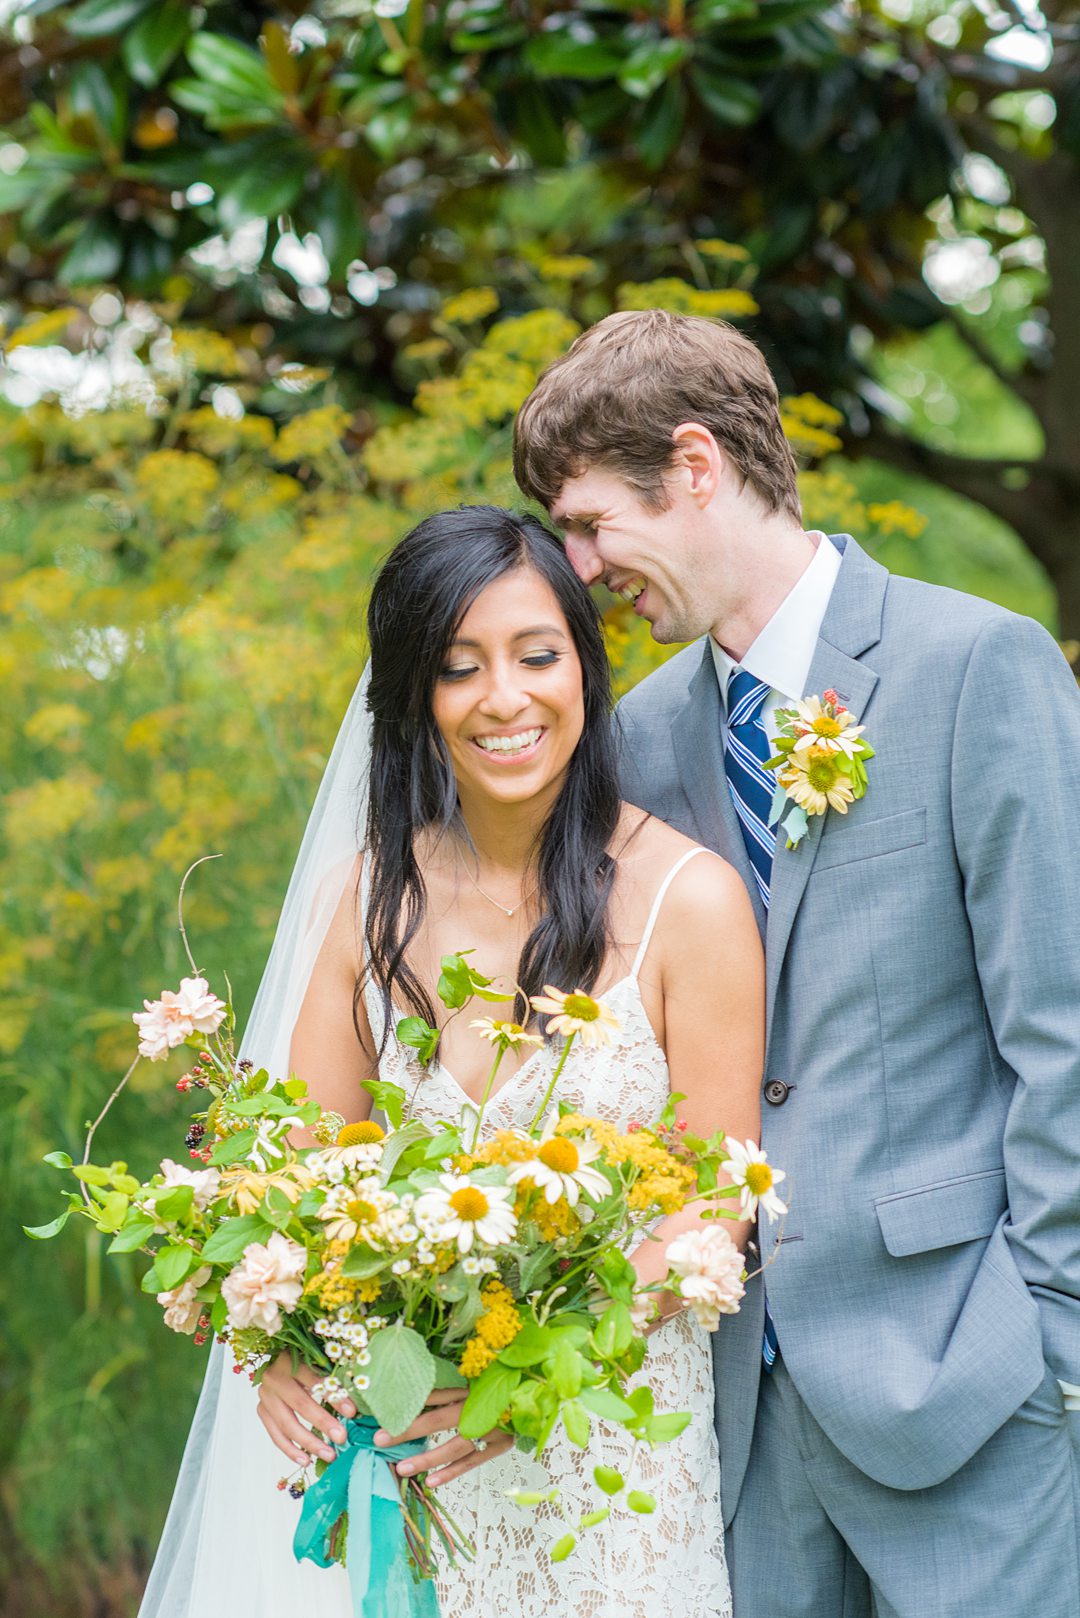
top-left (513, 309), bottom-right (801, 523)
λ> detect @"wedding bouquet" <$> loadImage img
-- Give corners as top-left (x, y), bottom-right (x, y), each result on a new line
top-left (28, 933), bottom-right (786, 1617)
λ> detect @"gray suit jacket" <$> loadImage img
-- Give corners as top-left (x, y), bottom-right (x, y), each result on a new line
top-left (617, 535), bottom-right (1080, 1523)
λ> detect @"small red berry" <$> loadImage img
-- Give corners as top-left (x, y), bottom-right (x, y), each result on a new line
top-left (627, 1121), bottom-right (641, 1133)
top-left (822, 688), bottom-right (839, 706)
top-left (277, 1479), bottom-right (287, 1491)
top-left (176, 1076), bottom-right (194, 1092)
top-left (675, 1119), bottom-right (688, 1132)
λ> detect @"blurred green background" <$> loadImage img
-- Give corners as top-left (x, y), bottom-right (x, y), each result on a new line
top-left (1, 0), bottom-right (1074, 1611)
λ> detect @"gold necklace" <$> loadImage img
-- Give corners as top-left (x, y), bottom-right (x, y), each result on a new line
top-left (467, 868), bottom-right (538, 918)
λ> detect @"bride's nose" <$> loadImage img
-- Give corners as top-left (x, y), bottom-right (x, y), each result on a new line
top-left (478, 660), bottom-right (531, 721)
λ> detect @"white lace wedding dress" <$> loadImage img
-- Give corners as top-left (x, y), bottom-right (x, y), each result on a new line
top-left (363, 847), bottom-right (731, 1618)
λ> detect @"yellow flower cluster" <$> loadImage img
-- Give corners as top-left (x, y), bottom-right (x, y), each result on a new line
top-left (308, 1237), bottom-right (383, 1311)
top-left (517, 1187), bottom-right (580, 1241)
top-left (171, 329), bottom-right (247, 377)
top-left (134, 449), bottom-right (220, 527)
top-left (867, 500), bottom-right (928, 539)
top-left (181, 407), bottom-right (276, 458)
top-left (538, 255), bottom-right (597, 281)
top-left (553, 1114), bottom-right (694, 1213)
top-left (616, 279), bottom-right (759, 320)
top-left (273, 405), bottom-right (351, 466)
top-left (439, 287), bottom-right (499, 325)
top-left (473, 1130), bottom-right (541, 1166)
top-left (459, 1279), bottom-right (522, 1378)
top-left (483, 309), bottom-right (581, 365)
top-left (694, 239), bottom-right (751, 263)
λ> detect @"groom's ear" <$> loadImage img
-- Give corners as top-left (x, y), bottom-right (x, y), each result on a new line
top-left (671, 422), bottom-right (723, 507)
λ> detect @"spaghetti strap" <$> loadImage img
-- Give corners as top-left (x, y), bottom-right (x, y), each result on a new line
top-left (629, 846), bottom-right (711, 981)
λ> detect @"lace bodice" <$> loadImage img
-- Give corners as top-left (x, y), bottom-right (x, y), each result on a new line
top-left (363, 848), bottom-right (731, 1618)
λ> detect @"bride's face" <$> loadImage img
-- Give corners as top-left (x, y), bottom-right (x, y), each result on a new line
top-left (432, 565), bottom-right (586, 812)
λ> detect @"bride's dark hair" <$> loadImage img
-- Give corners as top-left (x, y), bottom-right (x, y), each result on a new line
top-left (360, 503), bottom-right (620, 1046)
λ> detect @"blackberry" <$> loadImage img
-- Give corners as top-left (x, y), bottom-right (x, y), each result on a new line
top-left (184, 1121), bottom-right (206, 1150)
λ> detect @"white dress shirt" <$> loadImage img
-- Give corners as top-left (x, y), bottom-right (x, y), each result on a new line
top-left (709, 529), bottom-right (1080, 1411)
top-left (710, 530), bottom-right (842, 737)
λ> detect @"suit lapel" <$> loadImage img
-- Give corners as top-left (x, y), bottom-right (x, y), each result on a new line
top-left (763, 538), bottom-right (888, 1044)
top-left (672, 643), bottom-right (767, 938)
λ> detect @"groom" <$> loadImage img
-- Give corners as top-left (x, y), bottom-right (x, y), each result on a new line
top-left (512, 310), bottom-right (1080, 1615)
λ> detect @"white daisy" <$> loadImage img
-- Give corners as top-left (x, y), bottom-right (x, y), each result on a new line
top-left (724, 1139), bottom-right (788, 1221)
top-left (414, 1173), bottom-right (517, 1253)
top-left (790, 696), bottom-right (865, 759)
top-left (507, 1119), bottom-right (610, 1206)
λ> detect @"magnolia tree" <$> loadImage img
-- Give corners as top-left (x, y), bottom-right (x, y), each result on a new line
top-left (0, 0), bottom-right (1078, 624)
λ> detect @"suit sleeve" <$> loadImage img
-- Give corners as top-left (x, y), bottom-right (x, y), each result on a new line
top-left (951, 613), bottom-right (1080, 1384)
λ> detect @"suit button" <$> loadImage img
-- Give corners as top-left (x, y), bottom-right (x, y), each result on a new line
top-left (764, 1079), bottom-right (790, 1106)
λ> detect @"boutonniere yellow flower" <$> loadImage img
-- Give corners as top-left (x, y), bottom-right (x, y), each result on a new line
top-left (765, 688), bottom-right (875, 848)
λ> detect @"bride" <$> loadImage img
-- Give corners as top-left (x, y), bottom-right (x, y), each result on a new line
top-left (139, 504), bottom-right (763, 1618)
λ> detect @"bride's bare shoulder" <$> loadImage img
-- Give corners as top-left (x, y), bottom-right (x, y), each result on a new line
top-left (610, 805), bottom-right (746, 917)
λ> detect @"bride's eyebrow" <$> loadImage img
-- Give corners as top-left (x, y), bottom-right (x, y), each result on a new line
top-left (450, 625), bottom-right (567, 647)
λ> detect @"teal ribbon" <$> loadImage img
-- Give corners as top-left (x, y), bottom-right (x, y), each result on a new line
top-left (293, 1416), bottom-right (440, 1618)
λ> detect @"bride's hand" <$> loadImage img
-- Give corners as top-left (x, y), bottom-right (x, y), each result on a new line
top-left (374, 1388), bottom-right (514, 1487)
top-left (257, 1352), bottom-right (357, 1465)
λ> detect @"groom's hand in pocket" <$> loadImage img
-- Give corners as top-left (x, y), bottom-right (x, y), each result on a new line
top-left (257, 1351), bottom-right (357, 1465)
top-left (374, 1388), bottom-right (513, 1487)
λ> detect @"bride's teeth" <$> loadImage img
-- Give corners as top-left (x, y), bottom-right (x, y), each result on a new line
top-left (476, 728), bottom-right (542, 755)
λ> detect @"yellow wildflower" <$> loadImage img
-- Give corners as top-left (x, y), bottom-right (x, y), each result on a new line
top-left (459, 1279), bottom-right (521, 1376)
top-left (694, 239), bottom-right (751, 263)
top-left (337, 1120), bottom-right (385, 1147)
top-left (440, 287), bottom-right (499, 325)
top-left (474, 1129), bottom-right (541, 1166)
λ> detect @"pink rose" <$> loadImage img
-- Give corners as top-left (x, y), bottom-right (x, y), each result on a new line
top-left (133, 977), bottom-right (227, 1061)
top-left (665, 1226), bottom-right (746, 1331)
top-left (221, 1232), bottom-right (306, 1336)
top-left (158, 1265), bottom-right (212, 1334)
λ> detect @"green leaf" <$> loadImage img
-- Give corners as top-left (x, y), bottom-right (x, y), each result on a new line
top-left (361, 1078), bottom-right (406, 1130)
top-left (66, 0), bottom-right (153, 37)
top-left (58, 215), bottom-right (123, 285)
top-left (208, 1128), bottom-right (256, 1166)
top-left (459, 1362), bottom-right (521, 1439)
top-left (517, 1245), bottom-right (557, 1294)
top-left (550, 1532), bottom-right (576, 1562)
top-left (593, 1464), bottom-right (624, 1495)
top-left (511, 83), bottom-right (568, 166)
top-left (340, 1244), bottom-right (387, 1280)
top-left (593, 1301), bottom-right (633, 1358)
top-left (627, 1490), bottom-right (657, 1514)
top-left (498, 1320), bottom-right (553, 1368)
top-left (437, 951), bottom-right (486, 1010)
top-left (153, 1184), bottom-right (194, 1222)
top-left (619, 37), bottom-right (690, 101)
top-left (593, 1247), bottom-right (636, 1305)
top-left (396, 1017), bottom-right (440, 1064)
top-left (186, 33), bottom-right (277, 100)
top-left (200, 1214), bottom-right (274, 1264)
top-left (579, 1506), bottom-right (610, 1529)
top-left (525, 32), bottom-right (624, 81)
top-left (44, 1150), bottom-right (73, 1170)
top-left (637, 75), bottom-right (687, 171)
top-left (23, 1207), bottom-right (74, 1240)
top-left (376, 1119), bottom-right (431, 1181)
top-left (122, 0), bottom-right (192, 88)
top-left (313, 169), bottom-right (366, 280)
top-left (364, 1326), bottom-right (436, 1436)
top-left (217, 149), bottom-right (308, 230)
top-left (638, 1410), bottom-right (693, 1444)
top-left (561, 1398), bottom-right (590, 1448)
top-left (432, 1356), bottom-right (468, 1390)
top-left (107, 1216), bottom-right (157, 1253)
top-left (547, 1337), bottom-right (584, 1400)
top-left (73, 1163), bottom-right (112, 1188)
top-left (155, 1243), bottom-right (197, 1289)
top-left (95, 1190), bottom-right (130, 1233)
top-left (578, 1384), bottom-right (637, 1422)
top-left (689, 66), bottom-right (762, 127)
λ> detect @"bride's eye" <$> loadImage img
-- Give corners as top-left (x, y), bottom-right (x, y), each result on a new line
top-left (522, 651), bottom-right (559, 668)
top-left (439, 665), bottom-right (477, 682)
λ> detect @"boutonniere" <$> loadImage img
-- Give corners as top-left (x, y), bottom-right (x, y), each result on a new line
top-left (765, 689), bottom-right (875, 849)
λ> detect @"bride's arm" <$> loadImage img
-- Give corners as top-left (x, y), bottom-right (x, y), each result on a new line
top-left (287, 869), bottom-right (378, 1142)
top-left (633, 853), bottom-right (765, 1309)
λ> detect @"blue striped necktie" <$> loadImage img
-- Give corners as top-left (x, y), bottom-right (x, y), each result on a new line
top-left (724, 667), bottom-right (780, 1371)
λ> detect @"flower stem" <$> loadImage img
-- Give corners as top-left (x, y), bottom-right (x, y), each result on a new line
top-left (79, 1053), bottom-right (141, 1207)
top-left (527, 1031), bottom-right (577, 1131)
top-left (469, 1046), bottom-right (505, 1150)
top-left (177, 854), bottom-right (222, 977)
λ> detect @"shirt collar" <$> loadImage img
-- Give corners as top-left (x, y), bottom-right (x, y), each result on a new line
top-left (710, 531), bottom-right (842, 710)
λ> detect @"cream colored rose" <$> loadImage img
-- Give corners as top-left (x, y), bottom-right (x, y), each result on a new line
top-left (159, 1157), bottom-right (221, 1212)
top-left (665, 1226), bottom-right (746, 1332)
top-left (158, 1265), bottom-right (212, 1334)
top-left (221, 1232), bottom-right (306, 1335)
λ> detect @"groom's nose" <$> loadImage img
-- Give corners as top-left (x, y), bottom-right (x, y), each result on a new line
top-left (564, 533), bottom-right (602, 585)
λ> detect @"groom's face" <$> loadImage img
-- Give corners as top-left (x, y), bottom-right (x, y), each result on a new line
top-left (550, 465), bottom-right (715, 645)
